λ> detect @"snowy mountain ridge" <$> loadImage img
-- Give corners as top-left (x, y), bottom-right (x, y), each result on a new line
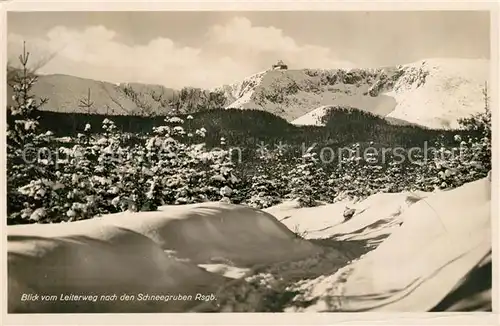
top-left (218, 58), bottom-right (489, 129)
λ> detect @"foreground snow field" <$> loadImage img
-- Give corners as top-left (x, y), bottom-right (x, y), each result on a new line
top-left (7, 177), bottom-right (491, 313)
top-left (277, 176), bottom-right (491, 312)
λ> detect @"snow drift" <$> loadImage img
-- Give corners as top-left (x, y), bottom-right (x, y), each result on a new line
top-left (8, 221), bottom-right (226, 313)
top-left (337, 176), bottom-right (491, 311)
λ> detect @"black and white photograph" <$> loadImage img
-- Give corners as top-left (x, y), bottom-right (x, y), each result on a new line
top-left (3, 3), bottom-right (496, 319)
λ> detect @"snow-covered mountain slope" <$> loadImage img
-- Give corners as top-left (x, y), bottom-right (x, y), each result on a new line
top-left (220, 59), bottom-right (489, 129)
top-left (385, 58), bottom-right (489, 129)
top-left (266, 190), bottom-right (428, 242)
top-left (291, 105), bottom-right (333, 126)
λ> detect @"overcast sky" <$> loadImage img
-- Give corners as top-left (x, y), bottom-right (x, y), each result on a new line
top-left (7, 11), bottom-right (490, 89)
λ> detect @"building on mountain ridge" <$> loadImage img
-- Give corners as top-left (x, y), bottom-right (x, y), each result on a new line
top-left (272, 60), bottom-right (288, 70)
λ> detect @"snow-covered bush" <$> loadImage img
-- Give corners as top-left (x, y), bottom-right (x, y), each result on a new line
top-left (421, 86), bottom-right (491, 190)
